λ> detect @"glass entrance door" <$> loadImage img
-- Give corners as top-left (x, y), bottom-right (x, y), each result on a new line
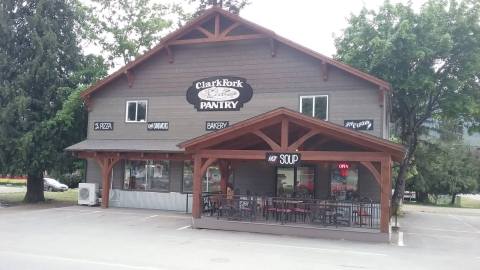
top-left (276, 166), bottom-right (315, 198)
top-left (276, 168), bottom-right (295, 197)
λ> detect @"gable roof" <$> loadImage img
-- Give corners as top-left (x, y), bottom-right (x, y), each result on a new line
top-left (80, 7), bottom-right (391, 99)
top-left (178, 107), bottom-right (405, 162)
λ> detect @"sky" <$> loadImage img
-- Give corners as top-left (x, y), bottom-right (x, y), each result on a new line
top-left (83, 0), bottom-right (427, 63)
top-left (239, 0), bottom-right (426, 57)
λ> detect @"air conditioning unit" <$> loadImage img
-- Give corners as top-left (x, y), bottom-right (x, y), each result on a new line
top-left (78, 183), bottom-right (98, 206)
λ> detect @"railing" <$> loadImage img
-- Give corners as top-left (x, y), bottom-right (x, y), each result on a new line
top-left (201, 194), bottom-right (380, 230)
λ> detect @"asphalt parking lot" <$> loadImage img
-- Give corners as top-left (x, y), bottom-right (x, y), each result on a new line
top-left (0, 204), bottom-right (479, 270)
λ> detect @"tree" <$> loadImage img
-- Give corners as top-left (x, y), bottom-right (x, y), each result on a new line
top-left (0, 0), bottom-right (107, 202)
top-left (411, 140), bottom-right (478, 204)
top-left (334, 0), bottom-right (480, 213)
top-left (83, 0), bottom-right (173, 68)
top-left (189, 0), bottom-right (250, 16)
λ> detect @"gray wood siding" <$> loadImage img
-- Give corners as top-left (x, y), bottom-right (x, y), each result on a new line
top-left (87, 40), bottom-right (385, 145)
top-left (86, 159), bottom-right (124, 189)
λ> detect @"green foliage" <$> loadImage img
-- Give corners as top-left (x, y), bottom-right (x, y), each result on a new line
top-left (0, 0), bottom-right (108, 202)
top-left (0, 0), bottom-right (82, 174)
top-left (410, 140), bottom-right (479, 203)
top-left (83, 0), bottom-right (173, 67)
top-left (189, 0), bottom-right (249, 16)
top-left (335, 0), bottom-right (480, 136)
top-left (334, 0), bottom-right (480, 207)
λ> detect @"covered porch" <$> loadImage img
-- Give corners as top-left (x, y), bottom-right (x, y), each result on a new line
top-left (179, 108), bottom-right (405, 241)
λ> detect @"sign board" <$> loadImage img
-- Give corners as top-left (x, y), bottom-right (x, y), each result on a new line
top-left (94, 122), bottom-right (113, 131)
top-left (186, 76), bottom-right (253, 111)
top-left (266, 152), bottom-right (301, 167)
top-left (147, 122), bottom-right (169, 131)
top-left (344, 119), bottom-right (374, 131)
top-left (205, 121), bottom-right (229, 131)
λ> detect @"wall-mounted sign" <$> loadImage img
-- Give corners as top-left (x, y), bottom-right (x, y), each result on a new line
top-left (147, 122), bottom-right (169, 131)
top-left (186, 76), bottom-right (253, 111)
top-left (344, 120), bottom-right (374, 131)
top-left (266, 152), bottom-right (301, 167)
top-left (206, 121), bottom-right (229, 131)
top-left (94, 122), bottom-right (113, 131)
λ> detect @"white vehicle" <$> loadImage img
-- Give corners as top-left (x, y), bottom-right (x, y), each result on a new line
top-left (43, 178), bottom-right (69, 192)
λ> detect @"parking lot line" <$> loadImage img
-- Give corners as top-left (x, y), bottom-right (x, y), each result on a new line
top-left (0, 250), bottom-right (165, 270)
top-left (397, 231), bottom-right (405, 247)
top-left (143, 214), bottom-right (159, 220)
top-left (176, 225), bottom-right (191, 230)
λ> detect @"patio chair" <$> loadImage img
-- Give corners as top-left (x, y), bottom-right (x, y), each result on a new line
top-left (293, 202), bottom-right (310, 223)
top-left (238, 196), bottom-right (256, 221)
top-left (309, 204), bottom-right (328, 225)
top-left (353, 203), bottom-right (372, 227)
top-left (263, 197), bottom-right (277, 221)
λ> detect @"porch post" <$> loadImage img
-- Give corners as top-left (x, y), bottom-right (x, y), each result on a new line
top-left (95, 154), bottom-right (120, 208)
top-left (219, 160), bottom-right (229, 194)
top-left (100, 167), bottom-right (112, 208)
top-left (192, 155), bottom-right (202, 219)
top-left (380, 156), bottom-right (392, 233)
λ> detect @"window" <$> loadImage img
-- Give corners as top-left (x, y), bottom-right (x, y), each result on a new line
top-left (276, 166), bottom-right (315, 198)
top-left (125, 100), bottom-right (147, 122)
top-left (182, 161), bottom-right (233, 193)
top-left (330, 165), bottom-right (358, 201)
top-left (182, 161), bottom-right (193, 193)
top-left (300, 95), bottom-right (328, 120)
top-left (124, 160), bottom-right (170, 192)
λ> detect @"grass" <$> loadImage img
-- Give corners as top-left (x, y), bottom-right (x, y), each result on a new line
top-left (0, 189), bottom-right (78, 206)
top-left (0, 178), bottom-right (26, 186)
top-left (456, 196), bottom-right (480, 208)
top-left (404, 196), bottom-right (480, 209)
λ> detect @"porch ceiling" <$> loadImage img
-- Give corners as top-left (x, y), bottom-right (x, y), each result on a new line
top-left (178, 107), bottom-right (405, 162)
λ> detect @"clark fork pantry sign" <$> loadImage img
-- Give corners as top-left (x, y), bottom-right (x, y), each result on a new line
top-left (187, 76), bottom-right (253, 111)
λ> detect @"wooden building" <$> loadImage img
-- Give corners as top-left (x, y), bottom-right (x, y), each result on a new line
top-left (67, 7), bottom-right (405, 242)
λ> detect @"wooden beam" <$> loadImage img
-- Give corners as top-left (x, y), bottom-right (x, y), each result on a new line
top-left (169, 34), bottom-right (268, 45)
top-left (197, 149), bottom-right (388, 162)
top-left (218, 160), bottom-right (230, 194)
top-left (165, 45), bottom-right (174, 63)
top-left (195, 26), bottom-right (214, 38)
top-left (288, 130), bottom-right (320, 151)
top-left (84, 95), bottom-right (93, 112)
top-left (378, 87), bottom-right (385, 107)
top-left (125, 70), bottom-right (135, 88)
top-left (380, 156), bottom-right (392, 233)
top-left (214, 14), bottom-right (220, 37)
top-left (95, 155), bottom-right (120, 208)
top-left (270, 38), bottom-right (277, 57)
top-left (281, 119), bottom-right (289, 149)
top-left (192, 155), bottom-right (202, 219)
top-left (252, 130), bottom-right (281, 151)
top-left (321, 60), bottom-right (328, 81)
top-left (360, 161), bottom-right (381, 186)
top-left (220, 21), bottom-right (241, 37)
top-left (186, 116), bottom-right (284, 152)
top-left (200, 157), bottom-right (217, 176)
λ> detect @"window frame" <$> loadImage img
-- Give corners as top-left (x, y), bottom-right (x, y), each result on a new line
top-left (125, 100), bottom-right (148, 123)
top-left (299, 95), bottom-right (329, 121)
top-left (123, 160), bottom-right (171, 193)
